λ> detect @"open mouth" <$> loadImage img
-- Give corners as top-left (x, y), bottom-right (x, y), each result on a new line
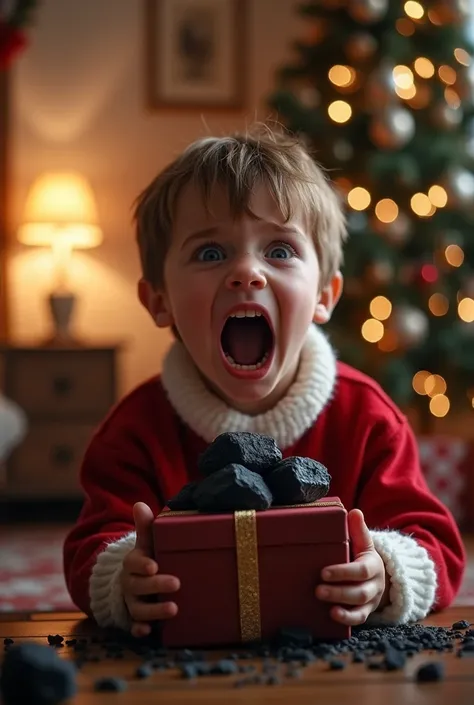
top-left (220, 311), bottom-right (274, 371)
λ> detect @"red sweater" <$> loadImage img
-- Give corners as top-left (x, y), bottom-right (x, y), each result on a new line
top-left (64, 360), bottom-right (465, 621)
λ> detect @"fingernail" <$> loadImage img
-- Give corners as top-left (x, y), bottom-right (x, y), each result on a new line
top-left (318, 587), bottom-right (329, 598)
top-left (323, 569), bottom-right (332, 580)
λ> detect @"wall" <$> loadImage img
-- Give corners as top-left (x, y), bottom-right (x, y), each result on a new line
top-left (9, 0), bottom-right (301, 394)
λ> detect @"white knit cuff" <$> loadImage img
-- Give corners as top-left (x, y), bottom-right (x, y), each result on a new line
top-left (367, 529), bottom-right (437, 625)
top-left (89, 531), bottom-right (136, 631)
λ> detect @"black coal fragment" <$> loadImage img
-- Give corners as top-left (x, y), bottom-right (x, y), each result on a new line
top-left (452, 620), bottom-right (470, 630)
top-left (47, 634), bottom-right (64, 646)
top-left (193, 464), bottom-right (273, 511)
top-left (415, 661), bottom-right (444, 682)
top-left (211, 659), bottom-right (239, 675)
top-left (3, 638), bottom-right (13, 646)
top-left (136, 663), bottom-right (154, 679)
top-left (94, 677), bottom-right (128, 692)
top-left (167, 481), bottom-right (199, 511)
top-left (198, 432), bottom-right (282, 476)
top-left (276, 627), bottom-right (313, 648)
top-left (328, 659), bottom-right (345, 670)
top-left (0, 643), bottom-right (77, 705)
top-left (265, 456), bottom-right (331, 505)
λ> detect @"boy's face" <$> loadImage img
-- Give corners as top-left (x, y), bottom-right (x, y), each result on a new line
top-left (139, 181), bottom-right (342, 414)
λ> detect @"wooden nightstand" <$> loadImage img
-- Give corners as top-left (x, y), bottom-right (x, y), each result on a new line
top-left (0, 344), bottom-right (119, 501)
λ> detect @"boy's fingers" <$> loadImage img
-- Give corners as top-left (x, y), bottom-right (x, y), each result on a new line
top-left (316, 581), bottom-right (377, 605)
top-left (321, 557), bottom-right (377, 582)
top-left (123, 550), bottom-right (158, 576)
top-left (330, 604), bottom-right (370, 627)
top-left (127, 599), bottom-right (178, 623)
top-left (348, 509), bottom-right (375, 558)
top-left (131, 622), bottom-right (151, 639)
top-left (133, 502), bottom-right (155, 554)
top-left (125, 573), bottom-right (180, 597)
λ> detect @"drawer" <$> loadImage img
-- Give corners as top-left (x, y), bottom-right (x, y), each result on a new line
top-left (4, 349), bottom-right (115, 418)
top-left (6, 422), bottom-right (96, 498)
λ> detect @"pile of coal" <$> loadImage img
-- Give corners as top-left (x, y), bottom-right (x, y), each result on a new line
top-left (4, 618), bottom-right (468, 691)
top-left (167, 431), bottom-right (331, 512)
top-left (0, 642), bottom-right (77, 705)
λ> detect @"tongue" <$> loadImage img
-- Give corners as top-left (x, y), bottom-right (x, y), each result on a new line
top-left (224, 318), bottom-right (267, 366)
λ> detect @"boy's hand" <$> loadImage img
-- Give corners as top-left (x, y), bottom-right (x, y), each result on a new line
top-left (315, 509), bottom-right (389, 626)
top-left (121, 502), bottom-right (180, 638)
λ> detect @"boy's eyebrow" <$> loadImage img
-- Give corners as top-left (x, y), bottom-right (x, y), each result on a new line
top-left (181, 226), bottom-right (220, 249)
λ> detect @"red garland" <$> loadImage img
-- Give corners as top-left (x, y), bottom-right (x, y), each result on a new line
top-left (0, 19), bottom-right (28, 70)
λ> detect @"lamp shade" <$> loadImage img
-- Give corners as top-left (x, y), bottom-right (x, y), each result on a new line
top-left (17, 171), bottom-right (103, 249)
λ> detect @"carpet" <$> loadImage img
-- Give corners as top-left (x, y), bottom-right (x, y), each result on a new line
top-left (1, 527), bottom-right (473, 613)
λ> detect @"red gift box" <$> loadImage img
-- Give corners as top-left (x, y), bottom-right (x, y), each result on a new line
top-left (152, 497), bottom-right (350, 648)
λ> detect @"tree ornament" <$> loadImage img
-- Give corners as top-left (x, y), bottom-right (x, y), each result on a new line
top-left (349, 0), bottom-right (389, 23)
top-left (296, 84), bottom-right (320, 109)
top-left (431, 103), bottom-right (463, 131)
top-left (379, 211), bottom-right (413, 245)
top-left (345, 32), bottom-right (378, 62)
top-left (391, 305), bottom-right (429, 347)
top-left (365, 62), bottom-right (397, 106)
top-left (369, 107), bottom-right (416, 150)
top-left (332, 139), bottom-right (354, 162)
top-left (443, 166), bottom-right (474, 206)
top-left (365, 259), bottom-right (394, 285)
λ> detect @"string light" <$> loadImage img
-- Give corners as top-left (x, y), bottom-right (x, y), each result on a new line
top-left (328, 65), bottom-right (356, 88)
top-left (361, 319), bottom-right (384, 343)
top-left (458, 298), bottom-right (474, 322)
top-left (413, 370), bottom-right (431, 395)
top-left (428, 293), bottom-right (449, 316)
top-left (369, 296), bottom-right (392, 320)
top-left (445, 244), bottom-right (464, 267)
top-left (421, 264), bottom-right (438, 283)
top-left (328, 100), bottom-right (352, 123)
top-left (347, 187), bottom-right (371, 211)
top-left (407, 83), bottom-right (431, 109)
top-left (393, 65), bottom-right (414, 89)
top-left (396, 85), bottom-right (417, 100)
top-left (411, 193), bottom-right (433, 217)
top-left (428, 185), bottom-right (448, 208)
top-left (438, 65), bottom-right (457, 85)
top-left (378, 330), bottom-right (398, 352)
top-left (404, 1), bottom-right (424, 20)
top-left (427, 9), bottom-right (442, 25)
top-left (454, 48), bottom-right (470, 67)
top-left (430, 394), bottom-right (450, 417)
top-left (425, 374), bottom-right (447, 397)
top-left (414, 57), bottom-right (435, 78)
top-left (445, 88), bottom-right (461, 109)
top-left (396, 18), bottom-right (415, 36)
top-left (375, 199), bottom-right (399, 223)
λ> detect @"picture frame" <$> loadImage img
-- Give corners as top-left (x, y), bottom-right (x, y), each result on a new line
top-left (0, 71), bottom-right (8, 341)
top-left (145, 0), bottom-right (246, 110)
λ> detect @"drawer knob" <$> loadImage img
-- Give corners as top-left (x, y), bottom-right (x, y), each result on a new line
top-left (52, 376), bottom-right (74, 396)
top-left (51, 444), bottom-right (74, 466)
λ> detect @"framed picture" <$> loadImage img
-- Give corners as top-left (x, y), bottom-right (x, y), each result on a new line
top-left (146, 0), bottom-right (246, 110)
top-left (0, 71), bottom-right (8, 341)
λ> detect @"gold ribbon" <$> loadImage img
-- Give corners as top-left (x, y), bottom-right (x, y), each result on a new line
top-left (234, 510), bottom-right (261, 642)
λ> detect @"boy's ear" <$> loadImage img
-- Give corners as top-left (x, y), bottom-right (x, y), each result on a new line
top-left (137, 278), bottom-right (174, 328)
top-left (313, 271), bottom-right (343, 324)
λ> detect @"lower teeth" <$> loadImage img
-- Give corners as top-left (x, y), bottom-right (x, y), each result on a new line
top-left (225, 352), bottom-right (269, 371)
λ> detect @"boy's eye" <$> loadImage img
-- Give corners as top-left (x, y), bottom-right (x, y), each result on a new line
top-left (196, 244), bottom-right (225, 262)
top-left (266, 243), bottom-right (296, 260)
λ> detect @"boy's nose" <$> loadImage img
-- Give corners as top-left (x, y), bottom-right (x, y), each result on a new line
top-left (225, 260), bottom-right (267, 290)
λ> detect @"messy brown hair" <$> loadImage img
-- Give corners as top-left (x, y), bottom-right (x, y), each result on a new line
top-left (134, 123), bottom-right (347, 290)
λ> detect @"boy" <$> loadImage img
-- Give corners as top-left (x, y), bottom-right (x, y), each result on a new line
top-left (63, 125), bottom-right (465, 640)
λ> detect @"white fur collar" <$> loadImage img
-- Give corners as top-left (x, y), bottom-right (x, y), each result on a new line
top-left (160, 325), bottom-right (337, 449)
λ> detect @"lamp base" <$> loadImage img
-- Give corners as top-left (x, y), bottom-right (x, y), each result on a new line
top-left (45, 292), bottom-right (80, 347)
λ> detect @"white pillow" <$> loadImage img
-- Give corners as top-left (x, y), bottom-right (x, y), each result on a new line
top-left (0, 395), bottom-right (28, 461)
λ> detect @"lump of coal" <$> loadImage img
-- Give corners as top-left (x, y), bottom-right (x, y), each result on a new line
top-left (0, 643), bottom-right (77, 705)
top-left (167, 481), bottom-right (199, 511)
top-left (198, 432), bottom-right (282, 477)
top-left (193, 464), bottom-right (273, 511)
top-left (265, 457), bottom-right (331, 505)
top-left (415, 661), bottom-right (444, 682)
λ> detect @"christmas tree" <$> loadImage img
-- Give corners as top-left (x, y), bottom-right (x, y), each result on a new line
top-left (269, 0), bottom-right (474, 425)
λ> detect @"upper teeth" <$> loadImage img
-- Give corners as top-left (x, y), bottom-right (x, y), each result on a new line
top-left (229, 310), bottom-right (262, 318)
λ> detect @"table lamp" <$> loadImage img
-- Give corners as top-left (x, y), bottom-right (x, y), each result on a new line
top-left (17, 171), bottom-right (103, 345)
